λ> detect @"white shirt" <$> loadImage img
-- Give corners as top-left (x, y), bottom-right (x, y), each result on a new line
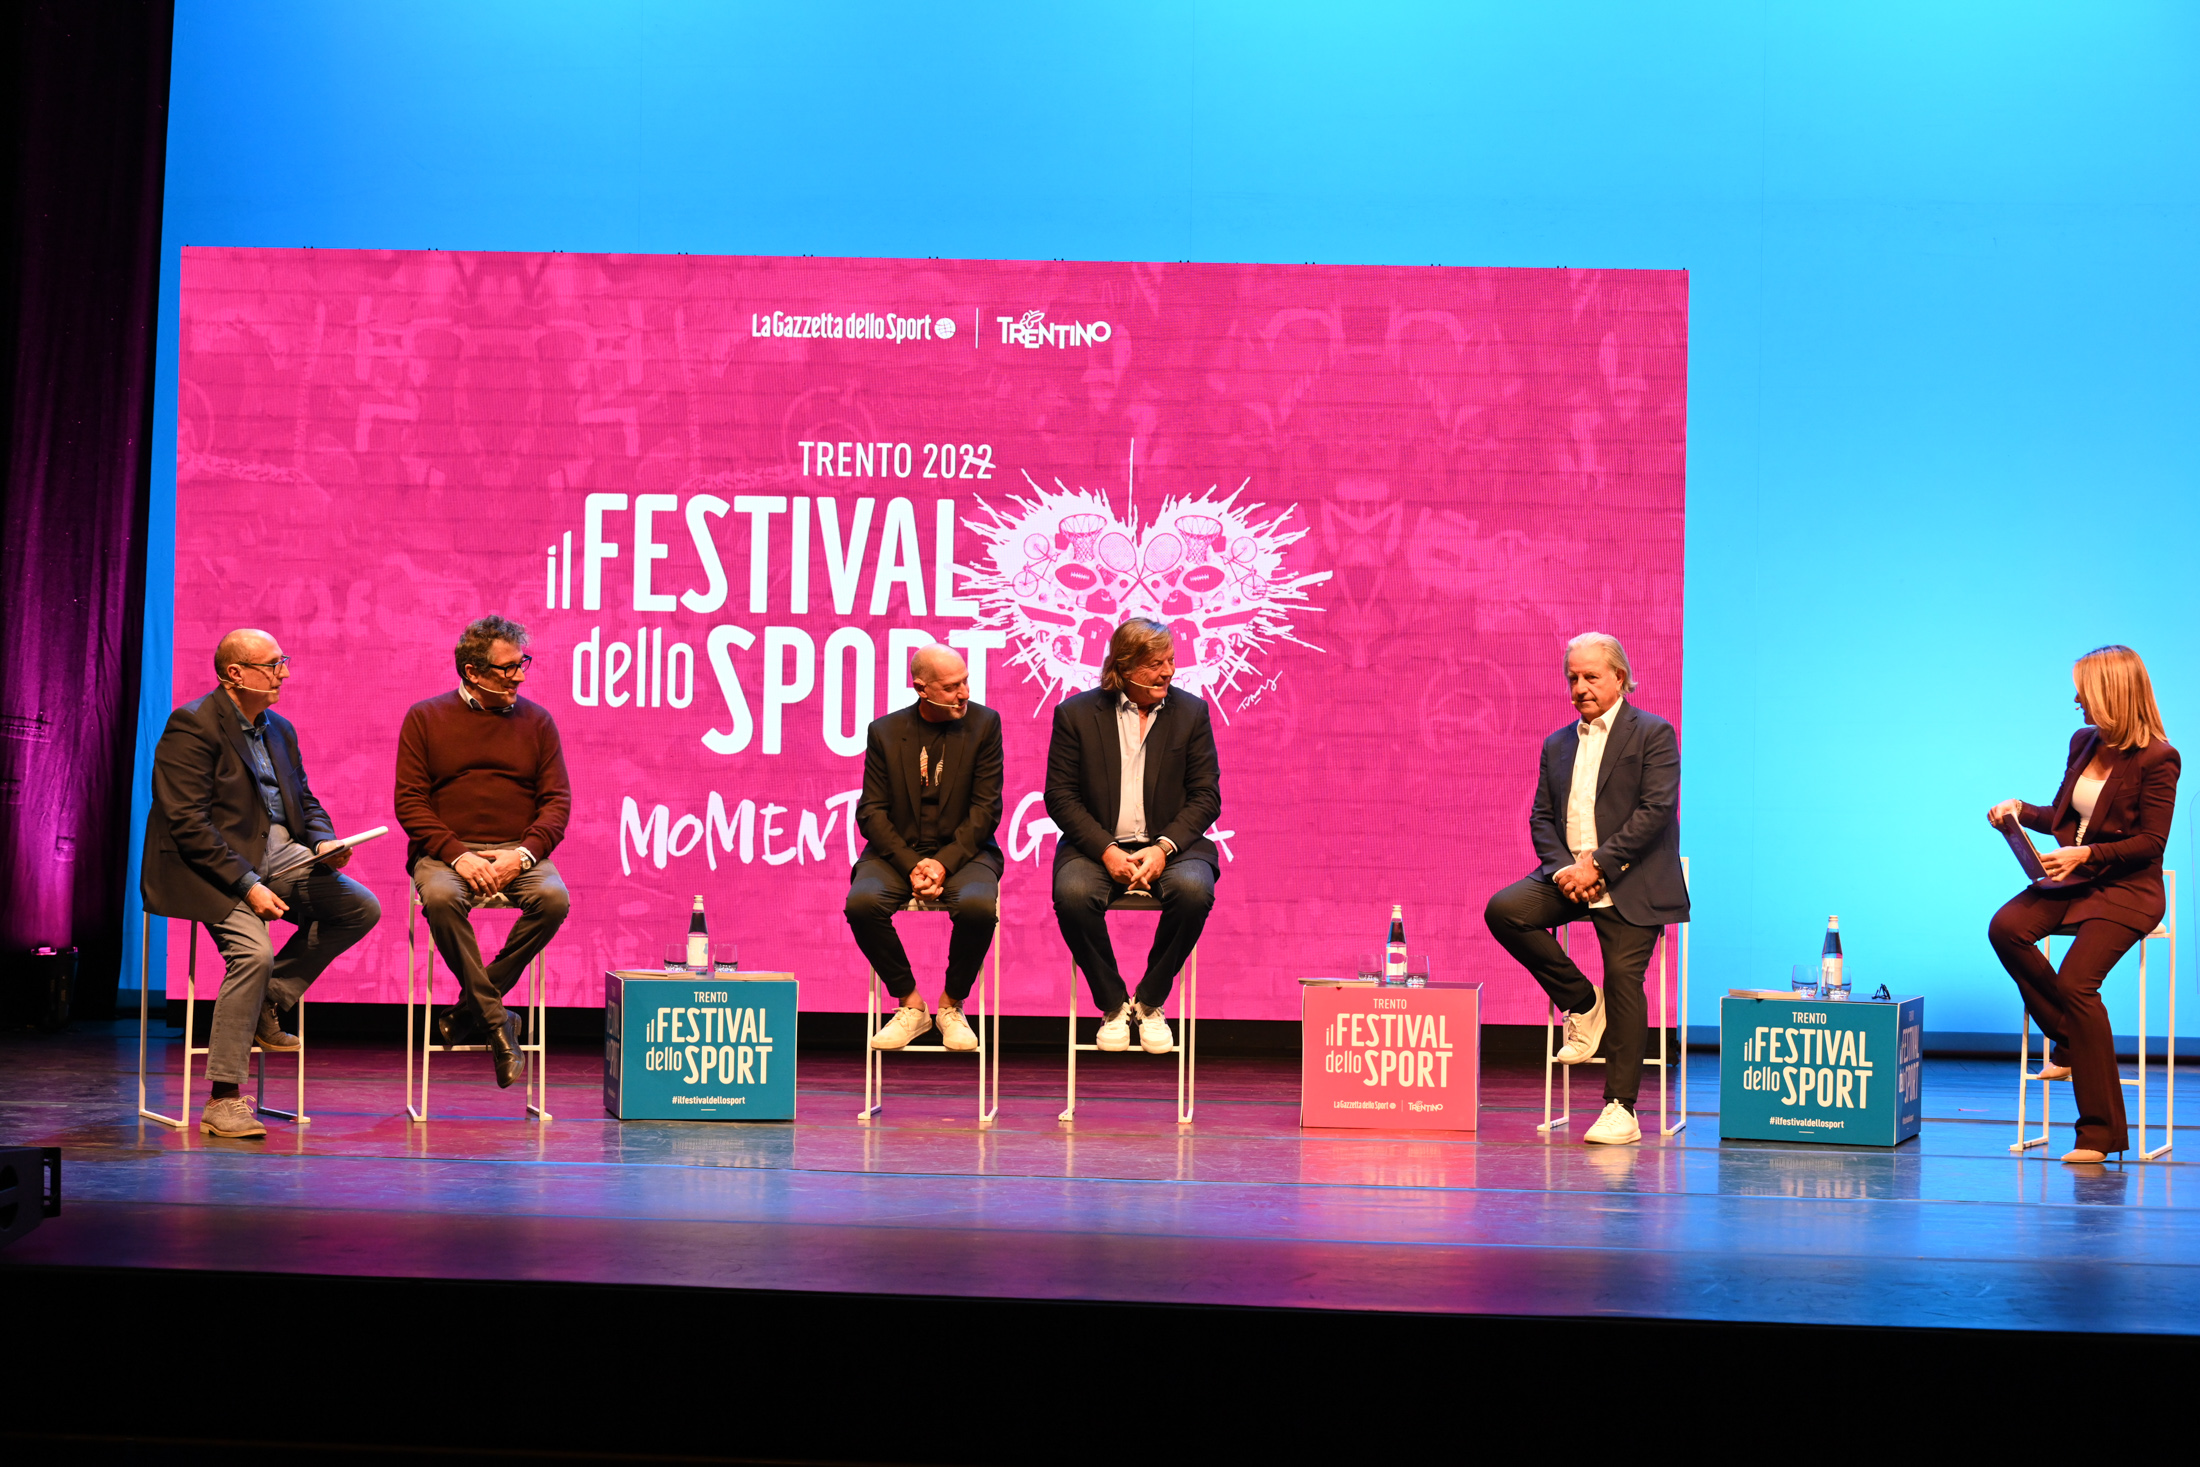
top-left (1112, 693), bottom-right (1172, 850)
top-left (1566, 696), bottom-right (1623, 909)
top-left (2071, 770), bottom-right (2106, 844)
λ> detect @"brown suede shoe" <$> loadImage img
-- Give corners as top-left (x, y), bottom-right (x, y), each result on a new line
top-left (200, 1096), bottom-right (266, 1138)
top-left (256, 1000), bottom-right (300, 1052)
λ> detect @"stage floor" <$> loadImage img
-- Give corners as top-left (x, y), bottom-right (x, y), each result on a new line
top-left (3, 1023), bottom-right (2194, 1337)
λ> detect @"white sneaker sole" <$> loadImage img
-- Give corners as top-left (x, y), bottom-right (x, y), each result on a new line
top-left (938, 1025), bottom-right (978, 1052)
top-left (1140, 1033), bottom-right (1174, 1054)
top-left (869, 1020), bottom-right (932, 1050)
top-left (1583, 1125), bottom-right (1641, 1146)
top-left (1095, 1030), bottom-right (1130, 1052)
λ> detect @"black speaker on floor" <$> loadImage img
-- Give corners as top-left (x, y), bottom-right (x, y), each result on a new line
top-left (0, 1147), bottom-right (61, 1248)
top-left (1, 946), bottom-right (76, 1030)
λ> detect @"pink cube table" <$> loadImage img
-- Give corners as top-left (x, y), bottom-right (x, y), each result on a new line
top-left (1300, 980), bottom-right (1481, 1130)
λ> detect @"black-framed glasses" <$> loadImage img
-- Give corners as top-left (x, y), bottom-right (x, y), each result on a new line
top-left (475, 653), bottom-right (534, 678)
top-left (237, 656), bottom-right (291, 673)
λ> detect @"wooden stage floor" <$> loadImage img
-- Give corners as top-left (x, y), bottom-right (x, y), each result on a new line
top-left (4, 1022), bottom-right (2195, 1338)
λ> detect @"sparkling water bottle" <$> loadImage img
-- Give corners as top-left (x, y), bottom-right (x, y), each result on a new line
top-left (1384, 905), bottom-right (1407, 985)
top-left (1820, 916), bottom-right (1848, 1001)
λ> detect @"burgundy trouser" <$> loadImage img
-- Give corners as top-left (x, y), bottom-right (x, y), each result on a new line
top-left (1988, 889), bottom-right (2147, 1154)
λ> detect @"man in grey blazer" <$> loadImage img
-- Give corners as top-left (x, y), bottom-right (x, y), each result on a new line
top-left (1045, 618), bottom-right (1221, 1055)
top-left (141, 629), bottom-right (382, 1138)
top-left (847, 645), bottom-right (1004, 1052)
top-left (1484, 631), bottom-right (1689, 1145)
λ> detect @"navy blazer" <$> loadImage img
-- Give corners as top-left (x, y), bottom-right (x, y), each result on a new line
top-left (1044, 686), bottom-right (1221, 874)
top-left (1525, 699), bottom-right (1689, 926)
top-left (140, 688), bottom-right (337, 926)
top-left (2017, 727), bottom-right (2180, 932)
top-left (853, 703), bottom-right (1005, 877)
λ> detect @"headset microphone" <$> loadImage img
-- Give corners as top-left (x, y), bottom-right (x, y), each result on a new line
top-left (921, 695), bottom-right (966, 712)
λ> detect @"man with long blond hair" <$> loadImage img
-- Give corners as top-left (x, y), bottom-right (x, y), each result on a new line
top-left (1988, 644), bottom-right (2179, 1163)
top-left (1045, 618), bottom-right (1221, 1054)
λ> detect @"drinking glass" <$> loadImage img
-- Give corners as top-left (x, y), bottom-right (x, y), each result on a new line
top-left (713, 942), bottom-right (739, 973)
top-left (1356, 953), bottom-right (1384, 984)
top-left (1405, 956), bottom-right (1431, 988)
top-left (664, 942), bottom-right (688, 973)
top-left (1790, 963), bottom-right (1819, 999)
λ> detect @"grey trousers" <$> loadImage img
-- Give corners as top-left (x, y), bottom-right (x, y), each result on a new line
top-left (411, 849), bottom-right (571, 1030)
top-left (204, 832), bottom-right (382, 1083)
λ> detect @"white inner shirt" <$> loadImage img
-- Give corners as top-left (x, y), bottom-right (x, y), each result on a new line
top-left (1565, 696), bottom-right (1623, 909)
top-left (1113, 693), bottom-right (1164, 843)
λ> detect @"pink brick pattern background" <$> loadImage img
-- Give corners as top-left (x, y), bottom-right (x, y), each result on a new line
top-left (173, 249), bottom-right (1687, 1021)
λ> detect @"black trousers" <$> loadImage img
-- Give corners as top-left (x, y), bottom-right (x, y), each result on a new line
top-left (413, 853), bottom-right (571, 1031)
top-left (844, 855), bottom-right (1000, 1002)
top-left (1484, 876), bottom-right (1663, 1106)
top-left (1053, 850), bottom-right (1215, 1013)
top-left (1988, 890), bottom-right (2144, 1154)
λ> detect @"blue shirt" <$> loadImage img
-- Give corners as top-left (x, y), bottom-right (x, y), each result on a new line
top-left (232, 699), bottom-right (287, 828)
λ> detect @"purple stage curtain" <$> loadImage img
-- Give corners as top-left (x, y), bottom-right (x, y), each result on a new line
top-left (0, 3), bottom-right (173, 1015)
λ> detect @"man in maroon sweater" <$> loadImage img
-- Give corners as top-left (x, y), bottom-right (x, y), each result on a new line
top-left (395, 615), bottom-right (572, 1087)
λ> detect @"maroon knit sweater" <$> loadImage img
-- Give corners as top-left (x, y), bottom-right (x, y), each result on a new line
top-left (395, 690), bottom-right (572, 867)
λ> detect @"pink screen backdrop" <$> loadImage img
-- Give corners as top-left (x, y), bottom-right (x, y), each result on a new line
top-left (173, 249), bottom-right (1686, 1022)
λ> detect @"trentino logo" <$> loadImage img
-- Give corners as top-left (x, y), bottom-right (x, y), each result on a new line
top-left (997, 310), bottom-right (1112, 349)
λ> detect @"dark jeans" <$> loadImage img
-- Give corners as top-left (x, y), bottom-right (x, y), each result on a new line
top-left (1053, 850), bottom-right (1216, 1013)
top-left (204, 844), bottom-right (382, 1084)
top-left (1484, 876), bottom-right (1663, 1106)
top-left (1989, 890), bottom-right (2144, 1153)
top-left (844, 855), bottom-right (1000, 1002)
top-left (412, 852), bottom-right (571, 1031)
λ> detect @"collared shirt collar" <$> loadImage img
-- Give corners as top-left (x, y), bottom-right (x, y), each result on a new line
top-left (1577, 695), bottom-right (1624, 735)
top-left (460, 683), bottom-right (518, 715)
top-left (1118, 690), bottom-right (1167, 717)
top-left (224, 686), bottom-right (267, 733)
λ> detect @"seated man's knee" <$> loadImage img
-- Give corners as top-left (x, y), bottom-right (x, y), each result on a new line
top-left (1170, 869), bottom-right (1215, 915)
top-left (1484, 884), bottom-right (1533, 936)
top-left (951, 884), bottom-right (999, 925)
top-left (1054, 866), bottom-right (1106, 916)
top-left (416, 870), bottom-right (470, 917)
top-left (350, 885), bottom-right (384, 931)
top-left (531, 880), bottom-right (571, 925)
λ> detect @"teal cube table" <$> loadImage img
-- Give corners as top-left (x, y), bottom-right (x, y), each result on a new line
top-left (1720, 994), bottom-right (1922, 1146)
top-left (604, 970), bottom-right (797, 1120)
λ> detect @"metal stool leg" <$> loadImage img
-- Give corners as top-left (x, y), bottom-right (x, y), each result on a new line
top-left (1060, 950), bottom-right (1079, 1123)
top-left (524, 948), bottom-right (552, 1122)
top-left (137, 912), bottom-right (185, 1129)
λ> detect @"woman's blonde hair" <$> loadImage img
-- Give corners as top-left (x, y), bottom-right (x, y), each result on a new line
top-left (1100, 618), bottom-right (1174, 692)
top-left (2074, 645), bottom-right (2166, 750)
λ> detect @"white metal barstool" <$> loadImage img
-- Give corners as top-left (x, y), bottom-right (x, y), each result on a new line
top-left (858, 893), bottom-right (1003, 1128)
top-left (1058, 888), bottom-right (1198, 1127)
top-left (2013, 868), bottom-right (2175, 1160)
top-left (1538, 855), bottom-right (1691, 1139)
top-left (405, 886), bottom-right (550, 1122)
top-left (135, 912), bottom-right (309, 1129)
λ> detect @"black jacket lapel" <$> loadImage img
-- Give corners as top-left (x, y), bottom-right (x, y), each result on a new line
top-left (1596, 702), bottom-right (1639, 797)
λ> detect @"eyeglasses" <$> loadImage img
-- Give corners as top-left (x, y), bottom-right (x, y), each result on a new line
top-left (236, 657), bottom-right (291, 673)
top-left (475, 653), bottom-right (534, 679)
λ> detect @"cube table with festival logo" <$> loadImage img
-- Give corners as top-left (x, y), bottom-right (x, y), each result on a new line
top-left (1300, 980), bottom-right (1480, 1129)
top-left (1719, 994), bottom-right (1923, 1146)
top-left (604, 971), bottom-right (798, 1120)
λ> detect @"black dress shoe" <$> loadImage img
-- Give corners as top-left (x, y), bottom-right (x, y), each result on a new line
top-left (485, 1019), bottom-right (522, 1089)
top-left (433, 1006), bottom-right (486, 1047)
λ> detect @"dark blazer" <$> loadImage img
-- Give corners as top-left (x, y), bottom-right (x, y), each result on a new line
top-left (141, 689), bottom-right (337, 927)
top-left (854, 703), bottom-right (1005, 877)
top-left (1044, 687), bottom-right (1221, 874)
top-left (2017, 728), bottom-right (2180, 932)
top-left (1526, 699), bottom-right (1689, 926)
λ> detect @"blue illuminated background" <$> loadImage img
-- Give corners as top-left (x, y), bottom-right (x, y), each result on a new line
top-left (134, 2), bottom-right (2200, 1041)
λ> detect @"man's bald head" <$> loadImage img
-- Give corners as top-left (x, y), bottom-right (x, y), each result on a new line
top-left (909, 645), bottom-right (965, 684)
top-left (910, 644), bottom-right (971, 721)
top-left (215, 629), bottom-right (277, 682)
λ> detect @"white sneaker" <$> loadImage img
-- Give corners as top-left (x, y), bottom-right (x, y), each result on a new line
top-left (1554, 989), bottom-right (1606, 1064)
top-left (1095, 1004), bottom-right (1131, 1052)
top-left (937, 1004), bottom-right (978, 1052)
top-left (1133, 1001), bottom-right (1174, 1054)
top-left (869, 1003), bottom-right (932, 1050)
top-left (1583, 1100), bottom-right (1641, 1146)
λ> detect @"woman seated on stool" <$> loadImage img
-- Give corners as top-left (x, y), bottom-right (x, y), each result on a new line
top-left (1987, 645), bottom-right (2179, 1164)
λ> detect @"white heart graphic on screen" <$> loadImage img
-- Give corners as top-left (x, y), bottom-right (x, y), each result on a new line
top-left (963, 473), bottom-right (1329, 705)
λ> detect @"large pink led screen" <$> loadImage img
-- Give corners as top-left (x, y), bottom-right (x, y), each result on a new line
top-left (173, 250), bottom-right (1687, 1022)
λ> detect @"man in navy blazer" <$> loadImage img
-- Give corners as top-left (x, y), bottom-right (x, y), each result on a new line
top-left (1045, 618), bottom-right (1220, 1055)
top-left (141, 629), bottom-right (381, 1139)
top-left (1484, 632), bottom-right (1688, 1145)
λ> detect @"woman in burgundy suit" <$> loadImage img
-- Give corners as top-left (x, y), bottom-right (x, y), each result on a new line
top-left (1987, 645), bottom-right (2179, 1163)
